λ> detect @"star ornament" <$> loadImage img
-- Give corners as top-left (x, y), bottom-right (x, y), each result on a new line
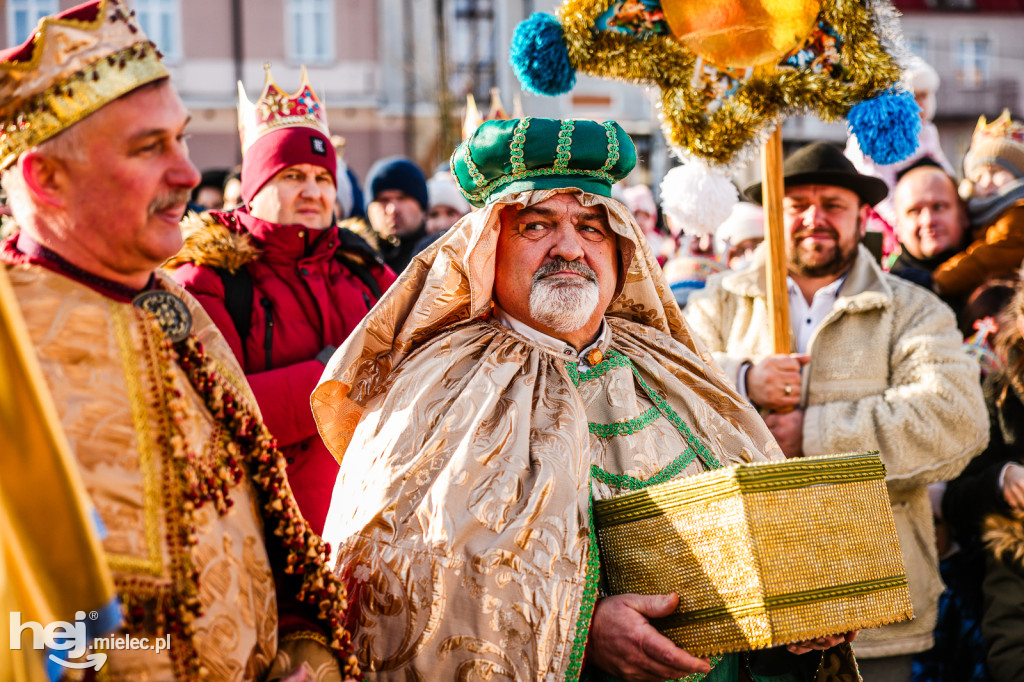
top-left (511, 0), bottom-right (920, 167)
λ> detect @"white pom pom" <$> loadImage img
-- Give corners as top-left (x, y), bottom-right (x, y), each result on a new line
top-left (659, 161), bottom-right (738, 236)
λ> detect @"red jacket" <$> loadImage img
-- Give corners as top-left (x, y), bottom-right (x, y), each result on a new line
top-left (168, 209), bottom-right (396, 533)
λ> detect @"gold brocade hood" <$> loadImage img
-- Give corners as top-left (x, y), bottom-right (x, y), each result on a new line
top-left (312, 187), bottom-right (747, 461)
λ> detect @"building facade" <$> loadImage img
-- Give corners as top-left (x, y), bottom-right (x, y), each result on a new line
top-left (3, 1), bottom-right (1021, 184)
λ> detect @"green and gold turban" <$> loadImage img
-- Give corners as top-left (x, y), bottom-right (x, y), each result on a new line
top-left (451, 117), bottom-right (637, 207)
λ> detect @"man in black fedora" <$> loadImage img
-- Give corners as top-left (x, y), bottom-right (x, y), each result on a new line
top-left (685, 141), bottom-right (988, 681)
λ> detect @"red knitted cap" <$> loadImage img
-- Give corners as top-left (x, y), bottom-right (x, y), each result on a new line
top-left (241, 127), bottom-right (337, 203)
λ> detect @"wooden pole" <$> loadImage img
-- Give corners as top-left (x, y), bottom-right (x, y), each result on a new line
top-left (760, 126), bottom-right (792, 355)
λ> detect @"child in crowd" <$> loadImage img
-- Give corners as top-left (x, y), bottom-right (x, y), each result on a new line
top-left (932, 111), bottom-right (1024, 298)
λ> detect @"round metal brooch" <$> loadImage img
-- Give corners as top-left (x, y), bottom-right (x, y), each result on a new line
top-left (132, 290), bottom-right (193, 343)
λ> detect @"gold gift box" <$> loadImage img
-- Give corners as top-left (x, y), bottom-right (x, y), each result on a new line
top-left (593, 453), bottom-right (913, 655)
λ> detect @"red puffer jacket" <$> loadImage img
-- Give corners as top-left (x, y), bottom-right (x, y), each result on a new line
top-left (167, 208), bottom-right (396, 534)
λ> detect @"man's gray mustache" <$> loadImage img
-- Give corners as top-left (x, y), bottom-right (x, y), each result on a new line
top-left (533, 258), bottom-right (598, 284)
top-left (149, 190), bottom-right (192, 215)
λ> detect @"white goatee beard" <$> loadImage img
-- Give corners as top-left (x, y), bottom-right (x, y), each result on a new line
top-left (529, 277), bottom-right (600, 332)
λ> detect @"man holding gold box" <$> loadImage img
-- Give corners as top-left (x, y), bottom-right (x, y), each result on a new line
top-left (313, 119), bottom-right (857, 680)
top-left (685, 142), bottom-right (989, 680)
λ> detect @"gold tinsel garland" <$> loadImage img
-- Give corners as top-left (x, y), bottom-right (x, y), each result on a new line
top-left (555, 0), bottom-right (903, 165)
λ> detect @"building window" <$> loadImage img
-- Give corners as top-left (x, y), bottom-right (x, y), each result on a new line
top-left (6, 0), bottom-right (57, 46)
top-left (134, 0), bottom-right (183, 62)
top-left (955, 34), bottom-right (992, 86)
top-left (286, 0), bottom-right (335, 64)
top-left (906, 34), bottom-right (931, 65)
top-left (452, 0), bottom-right (496, 102)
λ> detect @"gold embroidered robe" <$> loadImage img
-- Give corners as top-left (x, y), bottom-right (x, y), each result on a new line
top-left (312, 189), bottom-right (787, 680)
top-left (7, 264), bottom-right (279, 680)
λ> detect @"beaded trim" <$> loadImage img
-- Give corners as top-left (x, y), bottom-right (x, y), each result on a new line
top-left (591, 447), bottom-right (700, 491)
top-left (567, 351), bottom-right (722, 473)
top-left (509, 116), bottom-right (532, 175)
top-left (109, 310), bottom-right (360, 678)
top-left (553, 119), bottom-right (575, 171)
top-left (462, 142), bottom-right (486, 190)
top-left (588, 405), bottom-right (660, 439)
top-left (564, 493), bottom-right (601, 681)
top-left (683, 655), bottom-right (724, 681)
top-left (109, 305), bottom-right (164, 577)
top-left (599, 123), bottom-right (621, 173)
top-left (461, 166), bottom-right (619, 204)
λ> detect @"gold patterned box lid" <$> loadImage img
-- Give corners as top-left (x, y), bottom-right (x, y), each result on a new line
top-left (593, 452), bottom-right (913, 656)
top-left (0, 0), bottom-right (168, 169)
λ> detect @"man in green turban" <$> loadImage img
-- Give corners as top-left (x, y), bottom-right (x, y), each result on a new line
top-left (312, 118), bottom-right (855, 681)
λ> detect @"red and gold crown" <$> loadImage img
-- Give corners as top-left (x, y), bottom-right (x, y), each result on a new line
top-left (237, 66), bottom-right (330, 155)
top-left (0, 0), bottom-right (168, 169)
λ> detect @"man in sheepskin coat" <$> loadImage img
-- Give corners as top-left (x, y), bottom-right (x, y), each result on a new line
top-left (685, 142), bottom-right (989, 682)
top-left (167, 69), bottom-right (395, 534)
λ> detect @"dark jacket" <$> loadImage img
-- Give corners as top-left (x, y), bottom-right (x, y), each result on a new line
top-left (943, 359), bottom-right (1024, 546)
top-left (167, 209), bottom-right (396, 533)
top-left (978, 367), bottom-right (1024, 682)
top-left (982, 509), bottom-right (1024, 682)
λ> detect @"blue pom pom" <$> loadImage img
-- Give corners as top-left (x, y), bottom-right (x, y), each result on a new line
top-left (510, 13), bottom-right (576, 97)
top-left (848, 89), bottom-right (922, 166)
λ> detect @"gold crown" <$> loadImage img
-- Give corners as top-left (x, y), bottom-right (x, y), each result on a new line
top-left (237, 66), bottom-right (330, 155)
top-left (972, 109), bottom-right (1024, 147)
top-left (0, 0), bottom-right (168, 170)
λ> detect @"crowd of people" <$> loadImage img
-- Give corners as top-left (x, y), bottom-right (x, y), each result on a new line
top-left (3, 1), bottom-right (1024, 681)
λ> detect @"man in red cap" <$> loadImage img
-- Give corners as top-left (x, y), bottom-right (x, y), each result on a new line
top-left (168, 69), bottom-right (395, 535)
top-left (0, 2), bottom-right (358, 678)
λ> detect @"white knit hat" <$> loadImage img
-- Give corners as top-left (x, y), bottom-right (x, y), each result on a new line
top-left (427, 171), bottom-right (472, 214)
top-left (714, 202), bottom-right (764, 257)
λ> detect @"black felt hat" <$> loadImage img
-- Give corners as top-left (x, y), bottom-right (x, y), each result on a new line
top-left (744, 142), bottom-right (888, 207)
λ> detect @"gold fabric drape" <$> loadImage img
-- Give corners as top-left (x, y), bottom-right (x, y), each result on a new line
top-left (0, 265), bottom-right (116, 681)
top-left (313, 189), bottom-right (783, 679)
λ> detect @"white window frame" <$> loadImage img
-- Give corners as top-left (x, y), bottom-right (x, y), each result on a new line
top-left (285, 0), bottom-right (336, 65)
top-left (132, 0), bottom-right (183, 63)
top-left (905, 33), bottom-right (932, 67)
top-left (954, 32), bottom-right (994, 87)
top-left (6, 0), bottom-right (58, 47)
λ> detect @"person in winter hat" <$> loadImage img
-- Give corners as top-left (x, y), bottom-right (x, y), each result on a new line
top-left (364, 156), bottom-right (430, 272)
top-left (168, 67), bottom-right (395, 535)
top-left (932, 110), bottom-right (1024, 298)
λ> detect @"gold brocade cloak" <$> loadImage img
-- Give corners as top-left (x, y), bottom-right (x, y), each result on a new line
top-left (312, 189), bottom-right (784, 680)
top-left (4, 263), bottom-right (349, 681)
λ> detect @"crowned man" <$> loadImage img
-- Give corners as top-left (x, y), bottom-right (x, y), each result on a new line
top-left (0, 1), bottom-right (357, 679)
top-left (312, 118), bottom-right (858, 681)
top-left (166, 68), bottom-right (394, 535)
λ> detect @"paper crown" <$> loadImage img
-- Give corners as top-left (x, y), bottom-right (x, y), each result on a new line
top-left (966, 110), bottom-right (1024, 176)
top-left (0, 0), bottom-right (168, 170)
top-left (972, 110), bottom-right (1024, 146)
top-left (237, 66), bottom-right (330, 155)
top-left (451, 117), bottom-right (636, 207)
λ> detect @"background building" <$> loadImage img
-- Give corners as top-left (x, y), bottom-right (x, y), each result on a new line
top-left (894, 0), bottom-right (1024, 173)
top-left (3, 0), bottom-right (1022, 186)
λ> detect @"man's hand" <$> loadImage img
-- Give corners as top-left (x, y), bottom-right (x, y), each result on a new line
top-left (763, 408), bottom-right (805, 459)
top-left (1002, 462), bottom-right (1024, 509)
top-left (587, 593), bottom-right (711, 681)
top-left (747, 354), bottom-right (811, 411)
top-left (785, 631), bottom-right (858, 655)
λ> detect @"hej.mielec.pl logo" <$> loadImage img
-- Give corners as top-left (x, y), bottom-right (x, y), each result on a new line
top-left (10, 610), bottom-right (171, 671)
